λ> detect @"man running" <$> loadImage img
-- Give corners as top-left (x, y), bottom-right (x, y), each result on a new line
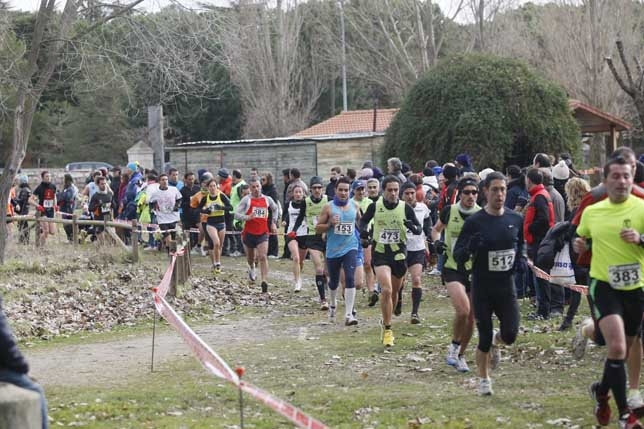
top-left (292, 176), bottom-right (329, 309)
top-left (234, 177), bottom-right (278, 293)
top-left (316, 177), bottom-right (361, 325)
top-left (149, 173), bottom-right (183, 252)
top-left (432, 177), bottom-right (481, 373)
top-left (364, 178), bottom-right (381, 306)
top-left (573, 156), bottom-right (644, 428)
top-left (32, 171), bottom-right (57, 245)
top-left (400, 182), bottom-right (432, 324)
top-left (454, 171), bottom-right (525, 396)
top-left (359, 175), bottom-right (422, 347)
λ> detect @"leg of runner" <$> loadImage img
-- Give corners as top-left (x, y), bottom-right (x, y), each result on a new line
top-left (627, 341), bottom-right (644, 408)
top-left (446, 281), bottom-right (473, 368)
top-left (245, 244), bottom-right (257, 283)
top-left (364, 246), bottom-right (379, 306)
top-left (391, 274), bottom-right (405, 319)
top-left (409, 262), bottom-right (423, 324)
top-left (326, 256), bottom-right (341, 322)
top-left (216, 227), bottom-right (225, 269)
top-left (206, 225), bottom-right (219, 270)
top-left (375, 265), bottom-right (394, 347)
top-left (256, 240), bottom-right (269, 291)
top-left (341, 249), bottom-right (358, 326)
top-left (288, 238), bottom-right (302, 292)
top-left (310, 249), bottom-right (328, 309)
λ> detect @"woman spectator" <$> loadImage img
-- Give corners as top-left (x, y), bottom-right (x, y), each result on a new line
top-left (262, 172), bottom-right (280, 258)
top-left (558, 177), bottom-right (591, 331)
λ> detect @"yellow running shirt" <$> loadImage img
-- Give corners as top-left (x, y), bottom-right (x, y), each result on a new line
top-left (577, 195), bottom-right (644, 290)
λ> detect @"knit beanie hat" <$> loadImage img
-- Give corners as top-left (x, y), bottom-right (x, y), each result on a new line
top-left (217, 168), bottom-right (229, 179)
top-left (552, 160), bottom-right (570, 180)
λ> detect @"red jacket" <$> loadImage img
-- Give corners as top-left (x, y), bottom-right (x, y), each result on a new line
top-left (523, 184), bottom-right (554, 245)
top-left (219, 176), bottom-right (232, 197)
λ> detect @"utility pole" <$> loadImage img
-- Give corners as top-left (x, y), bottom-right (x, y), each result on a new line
top-left (339, 0), bottom-right (348, 112)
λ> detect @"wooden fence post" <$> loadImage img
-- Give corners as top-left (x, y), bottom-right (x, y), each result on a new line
top-left (34, 211), bottom-right (42, 247)
top-left (168, 240), bottom-right (177, 297)
top-left (131, 220), bottom-right (139, 262)
top-left (72, 214), bottom-right (78, 248)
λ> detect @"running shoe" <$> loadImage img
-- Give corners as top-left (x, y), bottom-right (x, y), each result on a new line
top-left (368, 291), bottom-right (379, 307)
top-left (213, 266), bottom-right (221, 275)
top-left (428, 268), bottom-right (441, 276)
top-left (248, 264), bottom-right (257, 282)
top-left (345, 315), bottom-right (358, 326)
top-left (629, 391), bottom-right (644, 409)
top-left (558, 318), bottom-right (573, 331)
top-left (382, 329), bottom-right (395, 347)
top-left (394, 300), bottom-right (402, 316)
top-left (489, 330), bottom-right (501, 370)
top-left (261, 281), bottom-right (268, 294)
top-left (619, 411), bottom-right (643, 429)
top-left (479, 378), bottom-right (493, 396)
top-left (590, 381), bottom-right (612, 426)
top-left (410, 313), bottom-right (421, 325)
top-left (446, 343), bottom-right (459, 366)
top-left (455, 355), bottom-right (470, 373)
top-left (572, 317), bottom-right (592, 360)
top-left (320, 300), bottom-right (329, 311)
top-left (328, 306), bottom-right (336, 322)
top-left (200, 246), bottom-right (208, 257)
top-left (294, 279), bottom-right (302, 293)
top-left (190, 247), bottom-right (200, 256)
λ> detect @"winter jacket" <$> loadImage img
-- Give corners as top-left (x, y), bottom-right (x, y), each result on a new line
top-left (524, 184), bottom-right (554, 245)
top-left (536, 221), bottom-right (574, 271)
top-left (0, 296), bottom-right (29, 374)
top-left (505, 177), bottom-right (528, 209)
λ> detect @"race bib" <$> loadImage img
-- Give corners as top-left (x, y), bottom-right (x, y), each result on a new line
top-left (253, 207), bottom-right (268, 218)
top-left (43, 199), bottom-right (54, 208)
top-left (334, 222), bottom-right (354, 235)
top-left (378, 229), bottom-right (400, 244)
top-left (101, 202), bottom-right (111, 214)
top-left (488, 249), bottom-right (515, 272)
top-left (608, 263), bottom-right (641, 290)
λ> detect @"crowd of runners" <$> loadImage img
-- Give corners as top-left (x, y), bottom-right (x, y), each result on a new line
top-left (5, 148), bottom-right (644, 428)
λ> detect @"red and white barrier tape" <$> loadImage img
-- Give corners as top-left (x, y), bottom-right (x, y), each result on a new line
top-left (528, 262), bottom-right (588, 296)
top-left (151, 255), bottom-right (328, 428)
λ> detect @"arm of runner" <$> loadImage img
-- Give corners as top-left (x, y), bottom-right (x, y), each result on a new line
top-left (291, 202), bottom-right (306, 232)
top-left (315, 204), bottom-right (332, 234)
top-left (453, 218), bottom-right (476, 265)
top-left (234, 195), bottom-right (252, 221)
top-left (423, 216), bottom-right (432, 238)
top-left (220, 193), bottom-right (233, 212)
top-left (403, 204), bottom-right (422, 235)
top-left (359, 202), bottom-right (376, 237)
top-left (267, 196), bottom-right (279, 229)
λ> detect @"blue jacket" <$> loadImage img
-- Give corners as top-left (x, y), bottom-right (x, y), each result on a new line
top-left (0, 296), bottom-right (29, 374)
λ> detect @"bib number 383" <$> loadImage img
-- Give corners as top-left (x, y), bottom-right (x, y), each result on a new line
top-left (378, 229), bottom-right (400, 244)
top-left (608, 263), bottom-right (641, 290)
top-left (488, 249), bottom-right (515, 272)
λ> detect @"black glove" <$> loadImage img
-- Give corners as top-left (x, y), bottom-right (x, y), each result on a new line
top-left (404, 219), bottom-right (421, 235)
top-left (359, 229), bottom-right (370, 240)
top-left (426, 240), bottom-right (436, 255)
top-left (360, 238), bottom-right (371, 248)
top-left (434, 240), bottom-right (446, 255)
top-left (513, 255), bottom-right (528, 274)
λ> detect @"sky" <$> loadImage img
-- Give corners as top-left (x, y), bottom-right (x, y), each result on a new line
top-left (8, 0), bottom-right (549, 15)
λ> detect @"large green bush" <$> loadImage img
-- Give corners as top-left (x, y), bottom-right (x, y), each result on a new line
top-left (384, 54), bottom-right (580, 170)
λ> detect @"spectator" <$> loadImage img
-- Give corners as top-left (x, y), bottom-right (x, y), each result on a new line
top-left (217, 168), bottom-right (232, 197)
top-left (180, 172), bottom-right (201, 253)
top-left (120, 162), bottom-right (144, 223)
top-left (386, 157), bottom-right (406, 183)
top-left (227, 169), bottom-right (246, 257)
top-left (15, 175), bottom-right (31, 244)
top-left (552, 160), bottom-right (571, 218)
top-left (505, 165), bottom-right (528, 211)
top-left (168, 168), bottom-right (184, 191)
top-left (262, 172), bottom-right (280, 258)
top-left (57, 174), bottom-right (78, 242)
top-left (438, 164), bottom-right (459, 212)
top-left (455, 153), bottom-right (474, 174)
top-left (326, 166), bottom-right (342, 199)
top-left (541, 168), bottom-right (565, 223)
top-left (533, 153), bottom-right (552, 168)
top-left (286, 168), bottom-right (308, 205)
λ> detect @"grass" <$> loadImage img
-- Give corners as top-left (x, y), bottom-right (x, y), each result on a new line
top-left (44, 272), bottom-right (605, 428)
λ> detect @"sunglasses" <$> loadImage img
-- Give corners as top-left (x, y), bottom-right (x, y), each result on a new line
top-left (311, 185), bottom-right (323, 189)
top-left (461, 190), bottom-right (478, 195)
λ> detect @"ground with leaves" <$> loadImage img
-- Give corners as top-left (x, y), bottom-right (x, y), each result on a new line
top-left (1, 239), bottom-right (610, 428)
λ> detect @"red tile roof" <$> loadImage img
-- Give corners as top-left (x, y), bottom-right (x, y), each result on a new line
top-left (294, 108), bottom-right (399, 137)
top-left (568, 99), bottom-right (632, 132)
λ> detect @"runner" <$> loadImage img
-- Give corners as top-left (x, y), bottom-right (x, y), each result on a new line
top-left (284, 184), bottom-right (308, 292)
top-left (234, 177), bottom-right (279, 293)
top-left (364, 178), bottom-right (381, 306)
top-left (292, 176), bottom-right (329, 309)
top-left (359, 175), bottom-right (422, 347)
top-left (88, 176), bottom-right (114, 245)
top-left (316, 177), bottom-right (361, 325)
top-left (195, 178), bottom-right (233, 275)
top-left (400, 182), bottom-right (432, 325)
top-left (31, 171), bottom-right (57, 244)
top-left (573, 156), bottom-right (644, 428)
top-left (453, 171), bottom-right (525, 396)
top-left (431, 177), bottom-right (481, 373)
top-left (149, 173), bottom-right (183, 252)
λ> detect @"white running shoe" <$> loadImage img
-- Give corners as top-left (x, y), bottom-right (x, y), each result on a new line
top-left (479, 378), bottom-right (493, 396)
top-left (628, 390), bottom-right (644, 409)
top-left (328, 306), bottom-right (336, 322)
top-left (200, 246), bottom-right (208, 257)
top-left (572, 317), bottom-right (592, 360)
top-left (428, 268), bottom-right (441, 276)
top-left (446, 343), bottom-right (459, 366)
top-left (345, 315), bottom-right (358, 326)
top-left (455, 355), bottom-right (470, 373)
top-left (294, 279), bottom-right (302, 293)
top-left (248, 264), bottom-right (257, 282)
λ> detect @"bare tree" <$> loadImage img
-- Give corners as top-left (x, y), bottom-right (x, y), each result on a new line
top-left (217, 0), bottom-right (324, 138)
top-left (340, 0), bottom-right (464, 101)
top-left (466, 0), bottom-right (517, 51)
top-left (606, 40), bottom-right (644, 131)
top-left (0, 0), bottom-right (226, 264)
